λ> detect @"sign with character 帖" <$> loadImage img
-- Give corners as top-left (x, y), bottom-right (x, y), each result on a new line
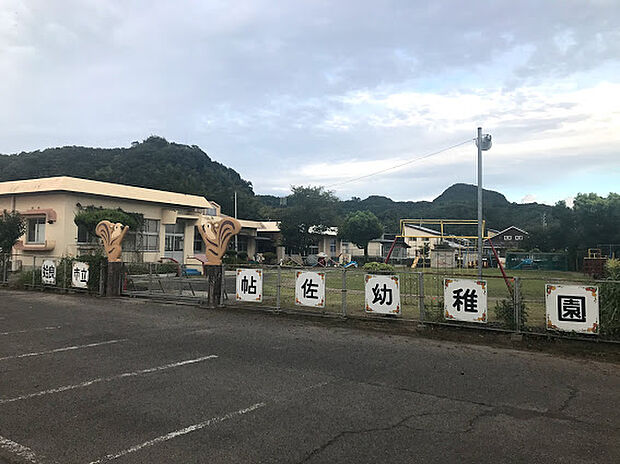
top-left (365, 274), bottom-right (401, 315)
top-left (444, 279), bottom-right (487, 323)
top-left (236, 268), bottom-right (263, 302)
top-left (295, 271), bottom-right (325, 308)
top-left (545, 284), bottom-right (599, 334)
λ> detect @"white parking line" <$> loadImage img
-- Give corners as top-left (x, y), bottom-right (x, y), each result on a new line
top-left (0, 355), bottom-right (218, 405)
top-left (87, 402), bottom-right (265, 463)
top-left (0, 339), bottom-right (127, 361)
top-left (0, 326), bottom-right (62, 336)
top-left (0, 434), bottom-right (42, 463)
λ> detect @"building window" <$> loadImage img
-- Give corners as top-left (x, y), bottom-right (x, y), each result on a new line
top-left (77, 224), bottom-right (96, 244)
top-left (127, 219), bottom-right (160, 252)
top-left (330, 238), bottom-right (337, 254)
top-left (504, 235), bottom-right (512, 241)
top-left (194, 226), bottom-right (205, 253)
top-left (27, 217), bottom-right (46, 243)
top-left (515, 235), bottom-right (523, 241)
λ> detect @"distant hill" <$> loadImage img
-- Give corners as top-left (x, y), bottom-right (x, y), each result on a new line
top-left (0, 136), bottom-right (260, 217)
top-left (339, 184), bottom-right (551, 233)
top-left (0, 137), bottom-right (553, 232)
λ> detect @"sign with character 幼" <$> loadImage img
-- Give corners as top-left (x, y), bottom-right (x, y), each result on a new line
top-left (364, 274), bottom-right (401, 315)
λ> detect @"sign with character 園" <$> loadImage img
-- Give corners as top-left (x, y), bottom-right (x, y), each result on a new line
top-left (365, 274), bottom-right (401, 315)
top-left (444, 279), bottom-right (487, 323)
top-left (295, 271), bottom-right (325, 308)
top-left (71, 261), bottom-right (89, 289)
top-left (41, 260), bottom-right (56, 285)
top-left (545, 284), bottom-right (599, 334)
top-left (236, 268), bottom-right (263, 302)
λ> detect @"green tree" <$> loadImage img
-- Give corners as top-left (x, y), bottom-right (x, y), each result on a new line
top-left (278, 186), bottom-right (340, 254)
top-left (0, 210), bottom-right (26, 254)
top-left (338, 211), bottom-right (383, 258)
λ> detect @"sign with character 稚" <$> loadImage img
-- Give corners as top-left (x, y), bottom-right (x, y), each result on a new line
top-left (443, 279), bottom-right (487, 323)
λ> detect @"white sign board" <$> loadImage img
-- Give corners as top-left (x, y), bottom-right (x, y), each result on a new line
top-left (295, 270), bottom-right (325, 308)
top-left (71, 261), bottom-right (89, 289)
top-left (545, 284), bottom-right (599, 334)
top-left (365, 274), bottom-right (401, 315)
top-left (444, 279), bottom-right (488, 323)
top-left (236, 268), bottom-right (263, 302)
top-left (41, 260), bottom-right (56, 285)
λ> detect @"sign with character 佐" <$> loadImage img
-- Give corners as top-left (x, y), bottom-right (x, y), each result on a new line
top-left (71, 261), bottom-right (89, 289)
top-left (236, 268), bottom-right (263, 302)
top-left (364, 275), bottom-right (401, 315)
top-left (41, 260), bottom-right (56, 285)
top-left (295, 271), bottom-right (325, 308)
top-left (545, 284), bottom-right (599, 334)
top-left (443, 279), bottom-right (488, 323)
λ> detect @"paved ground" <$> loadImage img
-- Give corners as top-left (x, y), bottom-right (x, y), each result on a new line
top-left (0, 290), bottom-right (618, 464)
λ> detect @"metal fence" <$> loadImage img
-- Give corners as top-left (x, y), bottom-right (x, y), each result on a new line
top-left (0, 253), bottom-right (105, 295)
top-left (120, 262), bottom-right (620, 341)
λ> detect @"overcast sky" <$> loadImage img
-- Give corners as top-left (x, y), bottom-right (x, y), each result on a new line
top-left (1, 0), bottom-right (619, 205)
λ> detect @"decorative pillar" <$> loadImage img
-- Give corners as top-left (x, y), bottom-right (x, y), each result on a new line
top-left (95, 220), bottom-right (129, 297)
top-left (196, 216), bottom-right (241, 307)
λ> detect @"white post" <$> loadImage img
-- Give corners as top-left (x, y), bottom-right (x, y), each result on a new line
top-left (477, 127), bottom-right (483, 280)
top-left (234, 191), bottom-right (238, 253)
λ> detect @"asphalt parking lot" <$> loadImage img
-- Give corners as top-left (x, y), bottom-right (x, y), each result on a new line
top-left (0, 290), bottom-right (619, 463)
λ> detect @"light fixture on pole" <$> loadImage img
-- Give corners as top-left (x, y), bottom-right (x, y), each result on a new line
top-left (476, 127), bottom-right (492, 279)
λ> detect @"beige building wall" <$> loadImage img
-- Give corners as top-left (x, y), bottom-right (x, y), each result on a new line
top-left (1, 191), bottom-right (206, 265)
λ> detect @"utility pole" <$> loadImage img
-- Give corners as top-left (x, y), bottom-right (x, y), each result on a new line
top-left (234, 191), bottom-right (238, 253)
top-left (477, 127), bottom-right (483, 279)
top-left (476, 127), bottom-right (492, 279)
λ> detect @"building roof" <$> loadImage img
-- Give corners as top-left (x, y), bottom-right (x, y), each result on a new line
top-left (402, 224), bottom-right (443, 236)
top-left (237, 219), bottom-right (280, 232)
top-left (489, 226), bottom-right (529, 238)
top-left (0, 176), bottom-right (215, 209)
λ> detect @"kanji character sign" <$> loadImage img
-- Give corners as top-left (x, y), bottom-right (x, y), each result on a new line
top-left (443, 279), bottom-right (487, 323)
top-left (71, 262), bottom-right (89, 289)
top-left (545, 284), bottom-right (598, 334)
top-left (365, 275), bottom-right (401, 315)
top-left (295, 271), bottom-right (325, 308)
top-left (41, 260), bottom-right (56, 285)
top-left (236, 268), bottom-right (263, 302)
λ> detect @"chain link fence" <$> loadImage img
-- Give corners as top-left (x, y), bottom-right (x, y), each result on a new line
top-left (119, 262), bottom-right (620, 341)
top-left (4, 256), bottom-right (617, 342)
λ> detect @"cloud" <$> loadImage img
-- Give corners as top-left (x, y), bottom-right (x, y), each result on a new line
top-left (0, 0), bottom-right (619, 205)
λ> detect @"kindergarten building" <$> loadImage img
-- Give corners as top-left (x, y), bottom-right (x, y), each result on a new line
top-left (0, 176), bottom-right (282, 270)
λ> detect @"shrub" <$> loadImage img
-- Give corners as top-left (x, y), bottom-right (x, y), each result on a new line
top-left (600, 259), bottom-right (620, 336)
top-left (263, 252), bottom-right (277, 264)
top-left (362, 262), bottom-right (395, 273)
top-left (493, 295), bottom-right (528, 330)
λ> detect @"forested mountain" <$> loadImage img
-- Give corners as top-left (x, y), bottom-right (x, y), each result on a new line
top-left (2, 137), bottom-right (616, 254)
top-left (0, 136), bottom-right (261, 217)
top-left (338, 184), bottom-right (552, 233)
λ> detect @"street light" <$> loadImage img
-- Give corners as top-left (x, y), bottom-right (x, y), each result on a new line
top-left (476, 127), bottom-right (492, 279)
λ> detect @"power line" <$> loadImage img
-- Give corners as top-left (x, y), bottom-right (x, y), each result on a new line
top-left (325, 138), bottom-right (473, 189)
